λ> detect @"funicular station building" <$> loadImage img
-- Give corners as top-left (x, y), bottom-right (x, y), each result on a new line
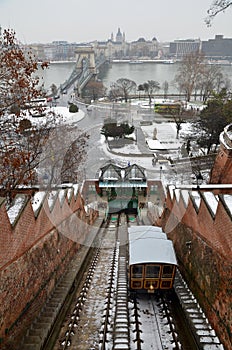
top-left (98, 162), bottom-right (146, 214)
top-left (83, 162), bottom-right (165, 216)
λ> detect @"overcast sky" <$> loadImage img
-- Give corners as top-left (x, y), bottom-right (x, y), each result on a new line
top-left (0, 0), bottom-right (231, 44)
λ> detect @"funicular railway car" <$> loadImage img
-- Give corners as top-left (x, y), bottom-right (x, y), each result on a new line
top-left (128, 226), bottom-right (177, 293)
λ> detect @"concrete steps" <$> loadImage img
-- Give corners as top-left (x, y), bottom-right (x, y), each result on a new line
top-left (113, 255), bottom-right (130, 350)
top-left (175, 270), bottom-right (224, 350)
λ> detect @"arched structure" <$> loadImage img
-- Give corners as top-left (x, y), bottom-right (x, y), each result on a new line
top-left (75, 45), bottom-right (96, 73)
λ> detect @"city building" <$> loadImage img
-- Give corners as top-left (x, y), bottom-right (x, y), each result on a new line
top-left (22, 31), bottom-right (232, 62)
top-left (201, 34), bottom-right (232, 59)
top-left (129, 37), bottom-right (159, 58)
top-left (24, 28), bottom-right (161, 61)
top-left (169, 39), bottom-right (201, 58)
top-left (27, 41), bottom-right (78, 62)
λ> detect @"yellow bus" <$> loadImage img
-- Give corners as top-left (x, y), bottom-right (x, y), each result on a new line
top-left (154, 102), bottom-right (182, 114)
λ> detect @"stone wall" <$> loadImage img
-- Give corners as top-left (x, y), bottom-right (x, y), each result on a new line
top-left (0, 186), bottom-right (99, 347)
top-left (160, 186), bottom-right (232, 350)
top-left (0, 230), bottom-right (79, 348)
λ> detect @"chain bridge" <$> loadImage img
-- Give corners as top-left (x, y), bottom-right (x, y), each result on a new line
top-left (60, 45), bottom-right (107, 96)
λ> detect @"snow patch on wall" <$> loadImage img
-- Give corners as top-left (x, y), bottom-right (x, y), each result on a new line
top-left (7, 195), bottom-right (27, 225)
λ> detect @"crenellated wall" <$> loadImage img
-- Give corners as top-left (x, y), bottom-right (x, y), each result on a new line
top-left (160, 186), bottom-right (232, 350)
top-left (0, 185), bottom-right (99, 346)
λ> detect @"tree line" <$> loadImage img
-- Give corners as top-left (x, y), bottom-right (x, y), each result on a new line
top-left (104, 52), bottom-right (230, 104)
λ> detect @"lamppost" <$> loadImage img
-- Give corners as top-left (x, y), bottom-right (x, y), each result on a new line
top-left (160, 166), bottom-right (162, 180)
top-left (196, 172), bottom-right (203, 187)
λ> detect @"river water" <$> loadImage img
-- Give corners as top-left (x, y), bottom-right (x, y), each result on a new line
top-left (37, 61), bottom-right (232, 94)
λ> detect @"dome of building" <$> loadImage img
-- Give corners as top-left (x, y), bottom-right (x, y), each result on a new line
top-left (116, 28), bottom-right (123, 43)
top-left (137, 37), bottom-right (146, 42)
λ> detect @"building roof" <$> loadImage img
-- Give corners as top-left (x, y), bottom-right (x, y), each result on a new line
top-left (98, 162), bottom-right (147, 186)
top-left (124, 163), bottom-right (146, 181)
top-left (137, 37), bottom-right (146, 42)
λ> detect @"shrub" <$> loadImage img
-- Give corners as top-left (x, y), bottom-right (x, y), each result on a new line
top-left (69, 104), bottom-right (79, 113)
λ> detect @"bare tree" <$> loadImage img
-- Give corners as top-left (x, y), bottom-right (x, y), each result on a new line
top-left (175, 51), bottom-right (205, 102)
top-left (0, 29), bottom-right (48, 117)
top-left (138, 84), bottom-right (145, 99)
top-left (83, 79), bottom-right (106, 101)
top-left (162, 81), bottom-right (169, 99)
top-left (0, 118), bottom-right (52, 201)
top-left (162, 106), bottom-right (184, 139)
top-left (109, 78), bottom-right (137, 102)
top-left (199, 64), bottom-right (229, 103)
top-left (206, 1), bottom-right (232, 25)
top-left (0, 29), bottom-right (88, 201)
top-left (175, 51), bottom-right (231, 103)
top-left (50, 83), bottom-right (58, 97)
top-left (142, 80), bottom-right (160, 105)
top-left (36, 124), bottom-right (89, 186)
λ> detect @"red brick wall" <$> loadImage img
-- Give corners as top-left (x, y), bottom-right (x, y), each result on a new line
top-left (0, 190), bottom-right (87, 270)
top-left (0, 230), bottom-right (79, 347)
top-left (160, 188), bottom-right (232, 349)
top-left (164, 189), bottom-right (232, 257)
top-left (0, 204), bottom-right (14, 268)
top-left (0, 187), bottom-right (98, 347)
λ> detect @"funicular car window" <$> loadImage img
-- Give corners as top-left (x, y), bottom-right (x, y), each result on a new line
top-left (132, 265), bottom-right (143, 278)
top-left (145, 264), bottom-right (160, 278)
top-left (162, 265), bottom-right (174, 278)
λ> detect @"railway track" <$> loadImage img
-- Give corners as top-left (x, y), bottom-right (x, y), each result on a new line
top-left (21, 212), bottom-right (223, 350)
top-left (53, 214), bottom-right (120, 349)
top-left (130, 292), bottom-right (181, 350)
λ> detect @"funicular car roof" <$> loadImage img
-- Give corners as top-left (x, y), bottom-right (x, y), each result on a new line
top-left (128, 226), bottom-right (167, 241)
top-left (129, 226), bottom-right (177, 266)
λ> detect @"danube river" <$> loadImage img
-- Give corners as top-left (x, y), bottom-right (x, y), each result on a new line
top-left (37, 61), bottom-right (232, 94)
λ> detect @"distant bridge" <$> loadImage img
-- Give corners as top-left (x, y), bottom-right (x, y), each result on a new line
top-left (60, 46), bottom-right (107, 95)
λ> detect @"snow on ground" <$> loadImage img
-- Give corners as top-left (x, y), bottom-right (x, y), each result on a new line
top-left (100, 137), bottom-right (151, 169)
top-left (141, 122), bottom-right (177, 140)
top-left (99, 120), bottom-right (199, 187)
top-left (131, 98), bottom-right (206, 111)
top-left (100, 138), bottom-right (180, 188)
top-left (26, 106), bottom-right (85, 125)
top-left (110, 142), bottom-right (142, 154)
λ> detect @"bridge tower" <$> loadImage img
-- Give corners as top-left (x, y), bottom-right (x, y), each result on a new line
top-left (75, 45), bottom-right (96, 73)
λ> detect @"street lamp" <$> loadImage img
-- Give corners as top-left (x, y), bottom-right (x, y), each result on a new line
top-left (160, 166), bottom-right (162, 180)
top-left (196, 172), bottom-right (203, 187)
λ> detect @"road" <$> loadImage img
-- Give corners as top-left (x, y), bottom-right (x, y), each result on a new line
top-left (53, 93), bottom-right (206, 185)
